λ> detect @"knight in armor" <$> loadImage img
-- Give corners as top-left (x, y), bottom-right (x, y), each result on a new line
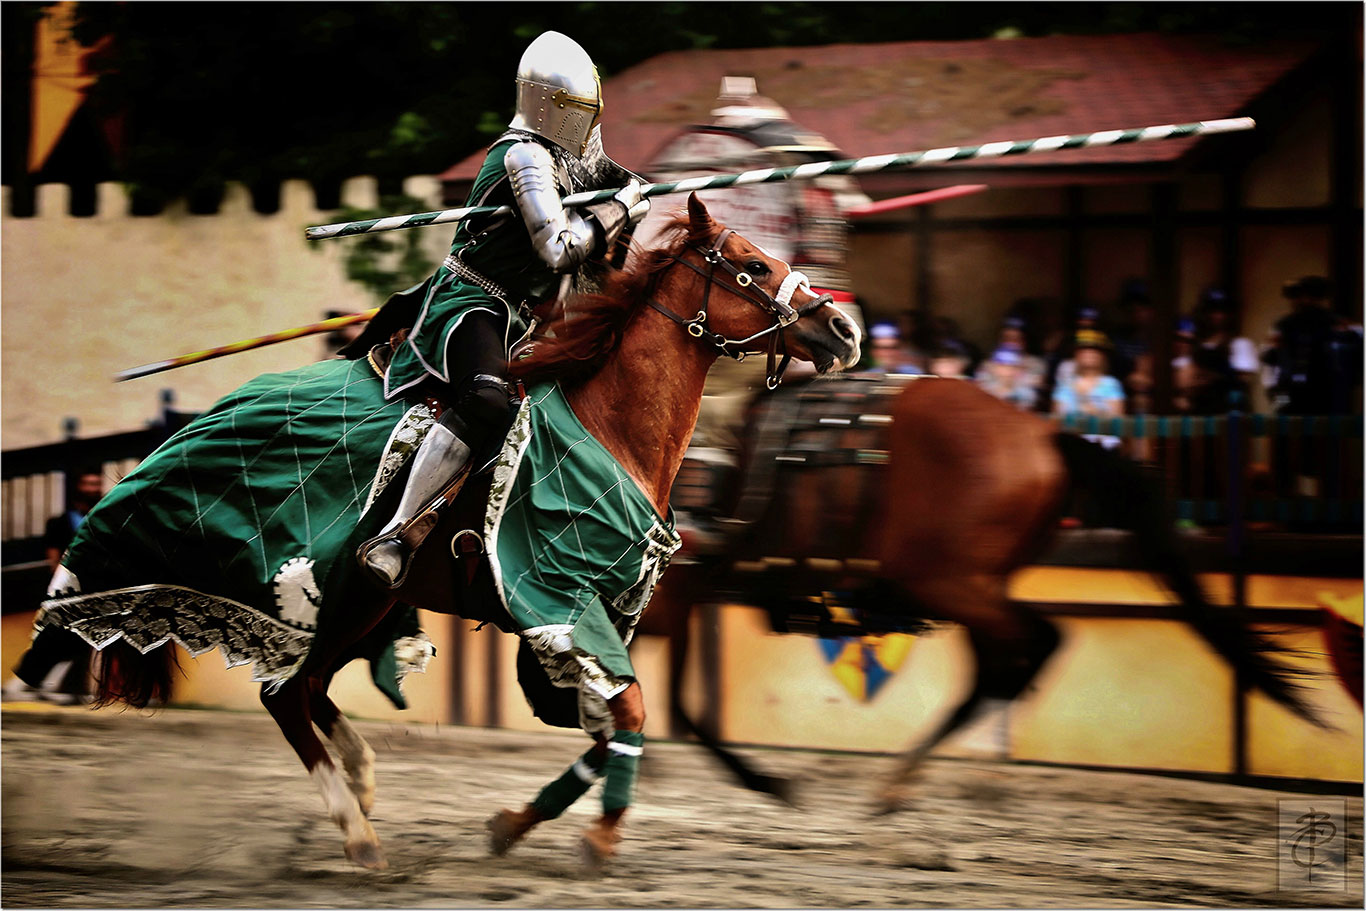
top-left (352, 31), bottom-right (649, 588)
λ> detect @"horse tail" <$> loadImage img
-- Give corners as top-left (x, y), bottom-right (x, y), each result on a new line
top-left (93, 640), bottom-right (180, 709)
top-left (1052, 431), bottom-right (1325, 727)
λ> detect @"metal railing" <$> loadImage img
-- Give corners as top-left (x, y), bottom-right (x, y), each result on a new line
top-left (1, 400), bottom-right (197, 566)
top-left (1055, 412), bottom-right (1363, 531)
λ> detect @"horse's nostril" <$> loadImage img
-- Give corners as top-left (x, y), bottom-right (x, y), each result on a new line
top-left (830, 316), bottom-right (856, 341)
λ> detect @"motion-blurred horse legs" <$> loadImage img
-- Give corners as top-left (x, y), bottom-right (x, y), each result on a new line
top-left (261, 674), bottom-right (387, 869)
top-left (310, 683), bottom-right (377, 816)
top-left (487, 681), bottom-right (647, 870)
top-left (877, 575), bottom-right (1060, 814)
top-left (661, 599), bottom-right (796, 803)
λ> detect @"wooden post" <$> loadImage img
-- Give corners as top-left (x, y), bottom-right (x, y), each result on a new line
top-left (1150, 183), bottom-right (1178, 413)
top-left (1227, 409), bottom-right (1250, 778)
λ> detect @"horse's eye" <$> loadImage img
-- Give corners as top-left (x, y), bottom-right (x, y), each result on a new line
top-left (746, 261), bottom-right (769, 275)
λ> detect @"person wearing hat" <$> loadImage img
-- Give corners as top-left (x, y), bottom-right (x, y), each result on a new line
top-left (1052, 329), bottom-right (1125, 420)
top-left (1171, 316), bottom-right (1199, 414)
top-left (975, 315), bottom-right (1046, 409)
top-left (1111, 278), bottom-right (1156, 413)
top-left (999, 316), bottom-right (1047, 393)
top-left (868, 321), bottom-right (921, 373)
top-left (1188, 288), bottom-right (1258, 413)
top-left (975, 346), bottom-right (1037, 409)
top-left (1051, 304), bottom-right (1106, 392)
top-left (927, 338), bottom-right (972, 379)
top-left (1262, 275), bottom-right (1361, 416)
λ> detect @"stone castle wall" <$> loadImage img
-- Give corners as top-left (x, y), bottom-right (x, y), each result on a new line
top-left (2, 176), bottom-right (450, 449)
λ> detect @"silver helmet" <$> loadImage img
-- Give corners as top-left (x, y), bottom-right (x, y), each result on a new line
top-left (509, 31), bottom-right (603, 158)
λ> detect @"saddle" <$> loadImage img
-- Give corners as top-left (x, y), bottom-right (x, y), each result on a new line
top-left (676, 372), bottom-right (937, 638)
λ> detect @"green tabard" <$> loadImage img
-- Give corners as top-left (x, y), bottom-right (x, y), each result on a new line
top-left (485, 382), bottom-right (682, 701)
top-left (37, 357), bottom-right (436, 704)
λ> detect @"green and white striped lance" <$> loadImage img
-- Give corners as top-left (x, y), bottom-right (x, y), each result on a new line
top-left (305, 117), bottom-right (1255, 240)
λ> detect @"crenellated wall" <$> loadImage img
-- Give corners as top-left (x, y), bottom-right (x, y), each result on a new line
top-left (1, 176), bottom-right (451, 450)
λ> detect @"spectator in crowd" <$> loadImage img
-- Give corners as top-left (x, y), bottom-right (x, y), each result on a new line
top-left (911, 314), bottom-right (980, 377)
top-left (1187, 287), bottom-right (1259, 413)
top-left (3, 468), bottom-right (105, 704)
top-left (1170, 316), bottom-right (1200, 414)
top-left (997, 315), bottom-right (1047, 376)
top-left (976, 315), bottom-right (1046, 407)
top-left (897, 308), bottom-right (934, 367)
top-left (947, 316), bottom-right (983, 376)
top-left (1052, 329), bottom-right (1125, 421)
top-left (1262, 276), bottom-right (1362, 415)
top-left (975, 347), bottom-right (1038, 409)
top-left (1049, 305), bottom-right (1104, 392)
top-left (867, 321), bottom-right (921, 373)
top-left (927, 339), bottom-right (973, 379)
top-left (1110, 279), bottom-right (1156, 413)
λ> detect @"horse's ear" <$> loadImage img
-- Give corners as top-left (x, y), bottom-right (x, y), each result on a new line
top-left (687, 193), bottom-right (717, 237)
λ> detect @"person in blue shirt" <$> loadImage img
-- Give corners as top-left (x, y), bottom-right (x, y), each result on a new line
top-left (1052, 330), bottom-right (1125, 419)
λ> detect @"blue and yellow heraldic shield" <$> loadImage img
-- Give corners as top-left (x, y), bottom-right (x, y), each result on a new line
top-left (818, 633), bottom-right (916, 702)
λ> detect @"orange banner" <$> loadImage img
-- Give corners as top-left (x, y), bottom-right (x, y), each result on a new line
top-left (29, 2), bottom-right (104, 173)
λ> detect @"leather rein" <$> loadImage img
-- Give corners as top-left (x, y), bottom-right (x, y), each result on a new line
top-left (646, 228), bottom-right (834, 390)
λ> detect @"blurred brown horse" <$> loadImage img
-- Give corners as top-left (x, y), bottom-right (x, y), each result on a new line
top-left (637, 375), bottom-right (1323, 810)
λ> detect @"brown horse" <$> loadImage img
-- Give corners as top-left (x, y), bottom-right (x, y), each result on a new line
top-left (636, 374), bottom-right (1324, 810)
top-left (82, 194), bottom-right (860, 870)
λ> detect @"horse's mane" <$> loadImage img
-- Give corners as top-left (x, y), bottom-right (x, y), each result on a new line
top-left (509, 212), bottom-right (711, 387)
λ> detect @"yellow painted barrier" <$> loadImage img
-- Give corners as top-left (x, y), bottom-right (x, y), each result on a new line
top-left (4, 566), bottom-right (1360, 782)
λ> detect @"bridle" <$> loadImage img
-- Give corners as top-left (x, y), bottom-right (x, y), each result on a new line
top-left (646, 228), bottom-right (834, 390)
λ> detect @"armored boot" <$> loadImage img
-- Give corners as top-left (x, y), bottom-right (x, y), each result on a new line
top-left (358, 372), bottom-right (517, 589)
top-left (357, 410), bottom-right (475, 589)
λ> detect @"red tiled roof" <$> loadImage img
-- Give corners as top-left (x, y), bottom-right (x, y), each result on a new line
top-left (441, 32), bottom-right (1319, 183)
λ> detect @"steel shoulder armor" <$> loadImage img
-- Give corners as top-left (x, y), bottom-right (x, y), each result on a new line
top-left (506, 140), bottom-right (607, 272)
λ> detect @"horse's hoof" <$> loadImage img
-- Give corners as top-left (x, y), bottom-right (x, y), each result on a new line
top-left (579, 822), bottom-right (619, 873)
top-left (872, 786), bottom-right (910, 817)
top-left (487, 808), bottom-right (537, 857)
top-left (345, 838), bottom-right (388, 870)
top-left (760, 775), bottom-right (800, 808)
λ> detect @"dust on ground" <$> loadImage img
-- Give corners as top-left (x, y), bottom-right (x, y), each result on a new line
top-left (2, 706), bottom-right (1361, 909)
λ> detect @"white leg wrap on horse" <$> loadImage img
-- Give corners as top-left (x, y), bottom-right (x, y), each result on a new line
top-left (311, 762), bottom-right (381, 861)
top-left (328, 715), bottom-right (376, 814)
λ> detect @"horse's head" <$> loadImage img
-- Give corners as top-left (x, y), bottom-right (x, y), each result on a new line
top-left (659, 194), bottom-right (861, 387)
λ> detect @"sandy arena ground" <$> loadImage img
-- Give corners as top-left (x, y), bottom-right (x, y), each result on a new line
top-left (2, 705), bottom-right (1361, 909)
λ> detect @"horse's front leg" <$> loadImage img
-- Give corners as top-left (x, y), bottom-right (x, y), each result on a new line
top-left (261, 675), bottom-right (387, 869)
top-left (580, 681), bottom-right (646, 867)
top-left (310, 682), bottom-right (377, 816)
top-left (486, 680), bottom-right (647, 869)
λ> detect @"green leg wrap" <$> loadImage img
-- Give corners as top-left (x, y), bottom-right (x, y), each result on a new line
top-left (601, 730), bottom-right (645, 813)
top-left (530, 745), bottom-right (606, 820)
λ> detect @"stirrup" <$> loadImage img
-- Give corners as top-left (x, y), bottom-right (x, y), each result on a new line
top-left (355, 461), bottom-right (474, 590)
top-left (356, 532), bottom-right (414, 591)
